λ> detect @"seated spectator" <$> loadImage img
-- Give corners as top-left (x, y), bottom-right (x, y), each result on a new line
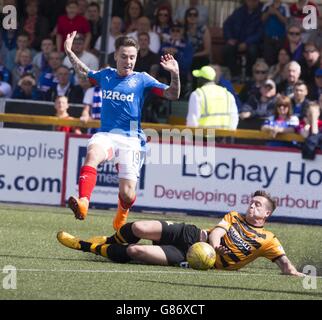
top-left (80, 84), bottom-right (102, 134)
top-left (135, 32), bottom-right (160, 77)
top-left (5, 32), bottom-right (36, 72)
top-left (87, 2), bottom-right (102, 51)
top-left (94, 16), bottom-right (123, 56)
top-left (0, 55), bottom-right (11, 84)
top-left (45, 65), bottom-right (84, 103)
top-left (56, 0), bottom-right (91, 52)
top-left (174, 0), bottom-right (208, 26)
top-left (277, 61), bottom-right (301, 97)
top-left (184, 7), bottom-right (211, 72)
top-left (300, 42), bottom-right (320, 95)
top-left (11, 74), bottom-right (41, 100)
top-left (159, 22), bottom-right (193, 96)
top-left (77, 0), bottom-right (89, 17)
top-left (32, 38), bottom-right (55, 73)
top-left (239, 59), bottom-right (269, 103)
top-left (268, 47), bottom-right (291, 85)
top-left (299, 102), bottom-right (322, 159)
top-left (261, 94), bottom-right (299, 146)
top-left (0, 73), bottom-right (12, 98)
top-left (20, 0), bottom-right (50, 51)
top-left (240, 79), bottom-right (277, 121)
top-left (186, 66), bottom-right (239, 129)
top-left (0, 28), bottom-right (18, 66)
top-left (284, 22), bottom-right (304, 62)
top-left (291, 80), bottom-right (310, 119)
top-left (223, 0), bottom-right (263, 78)
top-left (261, 0), bottom-right (290, 66)
top-left (152, 5), bottom-right (173, 44)
top-left (37, 51), bottom-right (62, 96)
top-left (11, 48), bottom-right (39, 89)
top-left (212, 64), bottom-right (242, 110)
top-left (128, 16), bottom-right (161, 54)
top-left (124, 0), bottom-right (144, 33)
top-left (54, 95), bottom-right (82, 134)
top-left (63, 33), bottom-right (99, 84)
top-left (144, 0), bottom-right (172, 21)
top-left (308, 68), bottom-right (322, 101)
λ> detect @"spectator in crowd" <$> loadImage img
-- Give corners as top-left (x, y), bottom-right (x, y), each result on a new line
top-left (291, 80), bottom-right (310, 119)
top-left (152, 5), bottom-right (173, 44)
top-left (239, 59), bottom-right (269, 103)
top-left (94, 16), bottom-right (123, 57)
top-left (261, 0), bottom-right (290, 66)
top-left (5, 32), bottom-right (36, 72)
top-left (20, 0), bottom-right (50, 51)
top-left (0, 55), bottom-right (11, 84)
top-left (174, 0), bottom-right (208, 26)
top-left (261, 95), bottom-right (299, 145)
top-left (77, 0), bottom-right (88, 16)
top-left (212, 64), bottom-right (242, 110)
top-left (308, 68), bottom-right (322, 101)
top-left (54, 95), bottom-right (82, 134)
top-left (144, 0), bottom-right (172, 21)
top-left (0, 73), bottom-right (12, 98)
top-left (45, 65), bottom-right (83, 103)
top-left (268, 47), bottom-right (291, 85)
top-left (184, 7), bottom-right (211, 72)
top-left (37, 51), bottom-right (62, 96)
top-left (223, 0), bottom-right (263, 79)
top-left (239, 79), bottom-right (277, 122)
top-left (56, 0), bottom-right (91, 52)
top-left (87, 1), bottom-right (102, 50)
top-left (124, 0), bottom-right (144, 33)
top-left (80, 83), bottom-right (102, 134)
top-left (11, 48), bottom-right (38, 89)
top-left (289, 0), bottom-right (320, 43)
top-left (299, 101), bottom-right (322, 159)
top-left (284, 22), bottom-right (304, 62)
top-left (159, 22), bottom-right (193, 96)
top-left (128, 16), bottom-right (161, 54)
top-left (300, 42), bottom-right (320, 95)
top-left (277, 61), bottom-right (301, 97)
top-left (135, 32), bottom-right (160, 77)
top-left (307, 15), bottom-right (322, 49)
top-left (32, 37), bottom-right (55, 73)
top-left (11, 74), bottom-right (41, 100)
top-left (0, 29), bottom-right (18, 67)
top-left (63, 33), bottom-right (99, 84)
top-left (186, 66), bottom-right (239, 129)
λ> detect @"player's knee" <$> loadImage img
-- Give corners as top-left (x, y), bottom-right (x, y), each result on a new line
top-left (119, 190), bottom-right (136, 205)
top-left (131, 221), bottom-right (147, 238)
top-left (127, 244), bottom-right (146, 260)
top-left (85, 148), bottom-right (105, 166)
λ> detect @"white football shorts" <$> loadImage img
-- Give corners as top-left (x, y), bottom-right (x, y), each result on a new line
top-left (87, 132), bottom-right (145, 182)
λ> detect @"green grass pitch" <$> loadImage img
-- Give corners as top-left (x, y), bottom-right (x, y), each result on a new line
top-left (0, 203), bottom-right (321, 300)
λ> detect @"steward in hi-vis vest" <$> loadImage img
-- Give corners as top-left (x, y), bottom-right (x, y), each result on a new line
top-left (186, 66), bottom-right (239, 129)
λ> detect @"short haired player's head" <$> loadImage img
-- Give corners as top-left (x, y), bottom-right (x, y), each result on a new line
top-left (246, 190), bottom-right (277, 224)
top-left (114, 36), bottom-right (140, 77)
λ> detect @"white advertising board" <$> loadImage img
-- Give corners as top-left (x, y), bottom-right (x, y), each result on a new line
top-left (65, 136), bottom-right (322, 223)
top-left (0, 128), bottom-right (65, 205)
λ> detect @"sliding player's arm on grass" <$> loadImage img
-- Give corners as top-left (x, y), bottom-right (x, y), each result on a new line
top-left (208, 227), bottom-right (231, 255)
top-left (274, 255), bottom-right (305, 277)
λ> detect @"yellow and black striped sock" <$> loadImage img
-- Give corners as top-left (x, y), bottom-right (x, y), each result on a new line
top-left (105, 222), bottom-right (140, 245)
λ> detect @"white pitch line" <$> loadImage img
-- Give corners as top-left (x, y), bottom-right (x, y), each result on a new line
top-left (15, 268), bottom-right (322, 278)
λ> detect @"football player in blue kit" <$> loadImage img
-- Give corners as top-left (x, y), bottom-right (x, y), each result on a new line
top-left (64, 31), bottom-right (180, 230)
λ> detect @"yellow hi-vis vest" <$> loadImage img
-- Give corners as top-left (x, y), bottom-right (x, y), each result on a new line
top-left (196, 84), bottom-right (232, 128)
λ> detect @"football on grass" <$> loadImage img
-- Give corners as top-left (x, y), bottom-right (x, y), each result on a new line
top-left (186, 242), bottom-right (216, 270)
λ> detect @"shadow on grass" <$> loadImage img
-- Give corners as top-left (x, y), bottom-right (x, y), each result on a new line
top-left (138, 279), bottom-right (322, 298)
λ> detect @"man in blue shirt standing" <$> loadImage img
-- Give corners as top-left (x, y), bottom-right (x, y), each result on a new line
top-left (64, 31), bottom-right (180, 230)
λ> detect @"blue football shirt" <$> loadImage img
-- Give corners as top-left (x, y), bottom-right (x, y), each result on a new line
top-left (88, 68), bottom-right (168, 145)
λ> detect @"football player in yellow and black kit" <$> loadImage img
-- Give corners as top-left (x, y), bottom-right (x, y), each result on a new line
top-left (57, 190), bottom-right (304, 276)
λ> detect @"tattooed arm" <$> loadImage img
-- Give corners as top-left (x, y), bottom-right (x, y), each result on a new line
top-left (160, 54), bottom-right (180, 100)
top-left (64, 31), bottom-right (90, 80)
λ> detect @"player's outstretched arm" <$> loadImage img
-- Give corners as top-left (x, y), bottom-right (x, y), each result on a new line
top-left (160, 54), bottom-right (180, 100)
top-left (64, 31), bottom-right (90, 80)
top-left (208, 227), bottom-right (231, 255)
top-left (275, 255), bottom-right (305, 277)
